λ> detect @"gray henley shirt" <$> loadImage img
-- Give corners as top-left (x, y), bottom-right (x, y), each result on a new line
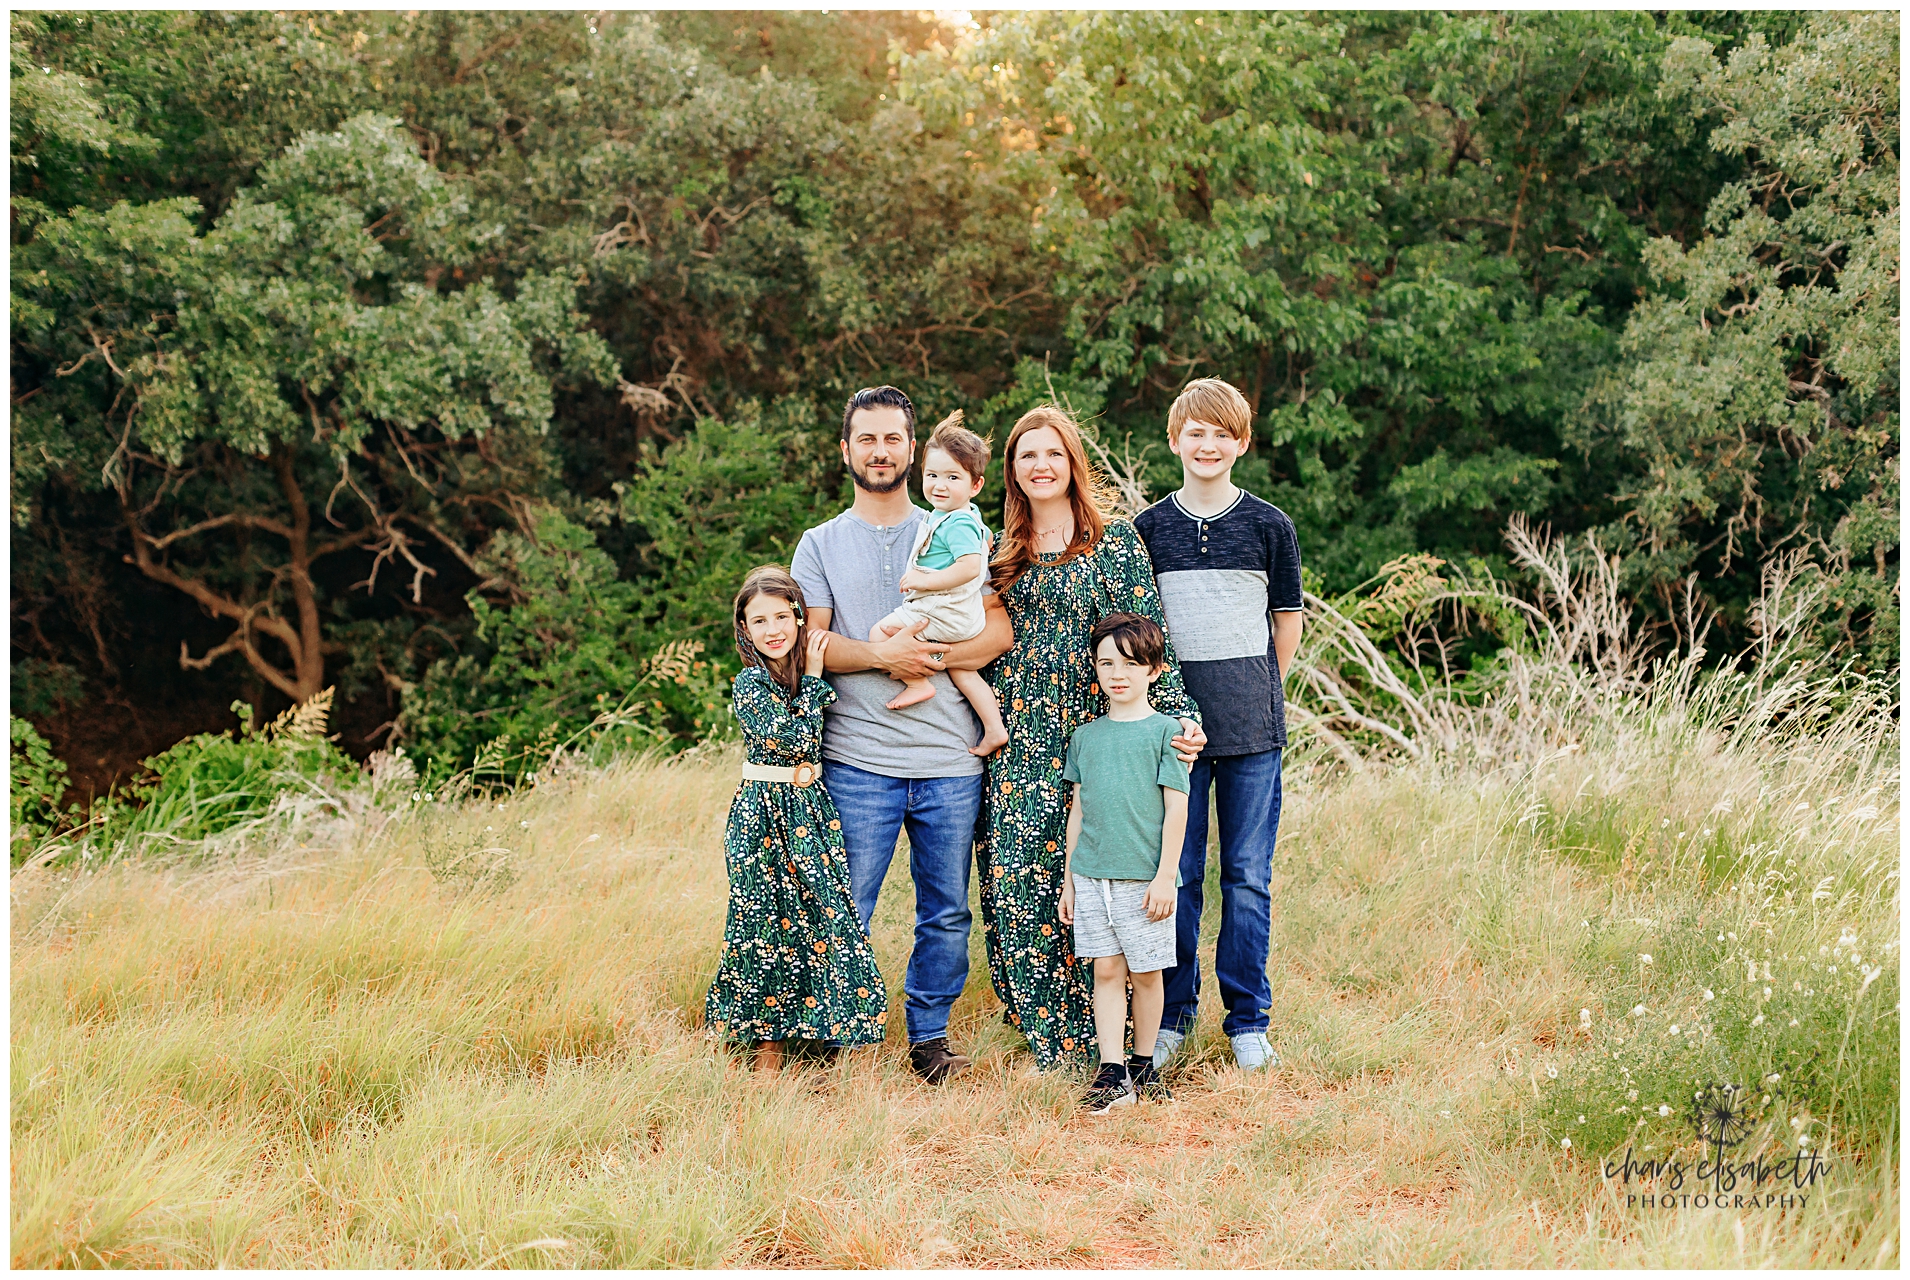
top-left (790, 505), bottom-right (988, 778)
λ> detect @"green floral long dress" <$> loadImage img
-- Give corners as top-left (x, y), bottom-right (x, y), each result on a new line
top-left (705, 666), bottom-right (889, 1046)
top-left (979, 519), bottom-right (1201, 1070)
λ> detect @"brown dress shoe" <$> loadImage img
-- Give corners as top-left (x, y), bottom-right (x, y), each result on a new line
top-left (907, 1036), bottom-right (972, 1083)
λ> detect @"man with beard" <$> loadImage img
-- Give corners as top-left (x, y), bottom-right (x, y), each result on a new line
top-left (790, 385), bottom-right (1014, 1083)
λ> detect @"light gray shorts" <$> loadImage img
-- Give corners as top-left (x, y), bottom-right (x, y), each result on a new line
top-left (1071, 874), bottom-right (1175, 973)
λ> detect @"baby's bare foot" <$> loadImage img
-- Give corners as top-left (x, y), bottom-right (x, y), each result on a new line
top-left (886, 681), bottom-right (937, 710)
top-left (968, 725), bottom-right (1010, 756)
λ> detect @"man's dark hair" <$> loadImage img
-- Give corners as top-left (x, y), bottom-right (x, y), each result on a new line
top-left (1089, 611), bottom-right (1166, 670)
top-left (841, 385), bottom-right (916, 442)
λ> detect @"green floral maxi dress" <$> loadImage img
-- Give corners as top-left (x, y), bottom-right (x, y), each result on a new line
top-left (705, 667), bottom-right (889, 1046)
top-left (979, 519), bottom-right (1201, 1070)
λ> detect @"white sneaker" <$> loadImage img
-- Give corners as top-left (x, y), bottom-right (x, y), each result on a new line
top-left (1152, 1028), bottom-right (1187, 1071)
top-left (1231, 1031), bottom-right (1280, 1071)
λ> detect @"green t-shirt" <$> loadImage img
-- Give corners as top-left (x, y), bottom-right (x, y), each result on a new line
top-left (914, 506), bottom-right (989, 570)
top-left (1063, 712), bottom-right (1191, 882)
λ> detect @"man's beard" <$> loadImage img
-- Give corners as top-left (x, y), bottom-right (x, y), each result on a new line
top-left (850, 456), bottom-right (910, 494)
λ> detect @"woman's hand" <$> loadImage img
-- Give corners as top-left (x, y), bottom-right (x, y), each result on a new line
top-left (805, 631), bottom-right (830, 679)
top-left (1171, 717), bottom-right (1206, 764)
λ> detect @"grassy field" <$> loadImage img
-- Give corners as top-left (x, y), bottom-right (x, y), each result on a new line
top-left (11, 666), bottom-right (1899, 1269)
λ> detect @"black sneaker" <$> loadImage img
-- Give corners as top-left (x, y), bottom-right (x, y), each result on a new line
top-left (1081, 1062), bottom-right (1134, 1114)
top-left (1129, 1058), bottom-right (1172, 1103)
top-left (908, 1037), bottom-right (973, 1084)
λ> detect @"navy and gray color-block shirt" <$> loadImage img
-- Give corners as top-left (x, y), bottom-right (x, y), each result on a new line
top-left (1133, 489), bottom-right (1304, 756)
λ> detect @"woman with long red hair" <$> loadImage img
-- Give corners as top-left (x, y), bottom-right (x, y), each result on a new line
top-left (980, 405), bottom-right (1206, 1072)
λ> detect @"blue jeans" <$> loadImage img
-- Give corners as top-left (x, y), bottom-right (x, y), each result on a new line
top-left (1162, 749), bottom-right (1282, 1038)
top-left (823, 761), bottom-right (980, 1044)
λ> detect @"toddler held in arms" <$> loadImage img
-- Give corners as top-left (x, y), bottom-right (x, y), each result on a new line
top-left (868, 411), bottom-right (1010, 756)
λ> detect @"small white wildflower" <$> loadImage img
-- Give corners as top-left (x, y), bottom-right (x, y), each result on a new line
top-left (1790, 1117), bottom-right (1804, 1130)
top-left (1632, 1004), bottom-right (1647, 1017)
top-left (1788, 1019), bottom-right (1800, 1027)
top-left (1751, 1014), bottom-right (1765, 1026)
top-left (1764, 987), bottom-right (1772, 998)
top-left (1579, 1008), bottom-right (1592, 1024)
top-left (1546, 1065), bottom-right (1558, 1079)
top-left (1577, 1115), bottom-right (1586, 1124)
top-left (1828, 967), bottom-right (1836, 975)
top-left (1727, 932), bottom-right (1737, 941)
top-left (1640, 954), bottom-right (1653, 965)
top-left (1668, 1024), bottom-right (1680, 1036)
top-left (1439, 1110), bottom-right (1450, 1118)
top-left (519, 820), bottom-right (531, 829)
top-left (1766, 1073), bottom-right (1781, 1083)
top-left (1659, 1105), bottom-right (1672, 1117)
top-left (1717, 934), bottom-right (1725, 942)
top-left (1819, 946), bottom-right (1830, 956)
top-left (1560, 1137), bottom-right (1572, 1149)
top-left (1626, 1089), bottom-right (1639, 1101)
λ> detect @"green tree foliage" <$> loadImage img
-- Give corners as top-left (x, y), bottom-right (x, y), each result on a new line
top-left (897, 12), bottom-right (1750, 585)
top-left (13, 109), bottom-right (617, 703)
top-left (9, 11), bottom-right (1898, 773)
top-left (1590, 13), bottom-right (1899, 664)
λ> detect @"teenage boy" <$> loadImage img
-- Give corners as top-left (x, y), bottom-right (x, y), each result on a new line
top-left (1132, 378), bottom-right (1303, 1072)
top-left (1059, 612), bottom-right (1190, 1113)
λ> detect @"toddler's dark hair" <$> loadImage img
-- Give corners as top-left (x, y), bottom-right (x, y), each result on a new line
top-left (1089, 611), bottom-right (1166, 671)
top-left (924, 409), bottom-right (991, 479)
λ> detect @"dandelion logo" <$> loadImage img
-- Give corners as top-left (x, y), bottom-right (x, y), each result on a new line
top-left (1688, 1083), bottom-right (1754, 1153)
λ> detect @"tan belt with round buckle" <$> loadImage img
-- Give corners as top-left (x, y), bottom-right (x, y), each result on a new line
top-left (740, 761), bottom-right (821, 788)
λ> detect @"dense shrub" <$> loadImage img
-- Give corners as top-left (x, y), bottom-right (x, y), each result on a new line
top-left (400, 507), bottom-right (735, 784)
top-left (84, 694), bottom-right (360, 855)
top-left (10, 716), bottom-right (71, 862)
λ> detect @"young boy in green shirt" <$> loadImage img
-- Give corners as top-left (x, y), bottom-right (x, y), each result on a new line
top-left (1060, 612), bottom-right (1191, 1112)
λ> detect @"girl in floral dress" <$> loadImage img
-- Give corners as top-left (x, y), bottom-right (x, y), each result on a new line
top-left (705, 566), bottom-right (889, 1072)
top-left (980, 407), bottom-right (1205, 1072)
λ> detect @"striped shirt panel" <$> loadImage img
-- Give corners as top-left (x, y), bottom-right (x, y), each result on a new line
top-left (1134, 490), bottom-right (1303, 755)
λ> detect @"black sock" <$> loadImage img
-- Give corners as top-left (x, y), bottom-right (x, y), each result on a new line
top-left (1129, 1053), bottom-right (1154, 1074)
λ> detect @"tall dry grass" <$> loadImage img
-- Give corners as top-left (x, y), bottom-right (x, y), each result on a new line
top-left (12, 679), bottom-right (1898, 1266)
top-left (11, 525), bottom-right (1898, 1267)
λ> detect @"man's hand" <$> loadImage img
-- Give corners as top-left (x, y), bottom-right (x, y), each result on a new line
top-left (1171, 717), bottom-right (1206, 764)
top-left (1058, 878), bottom-right (1075, 927)
top-left (809, 602), bottom-right (1007, 680)
top-left (867, 618), bottom-right (945, 681)
top-left (1143, 876), bottom-right (1177, 922)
